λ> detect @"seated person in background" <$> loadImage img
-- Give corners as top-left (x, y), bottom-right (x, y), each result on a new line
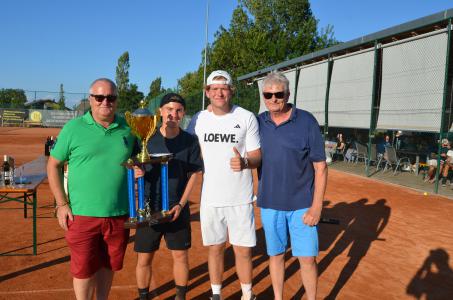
top-left (324, 137), bottom-right (337, 163)
top-left (425, 139), bottom-right (450, 183)
top-left (383, 135), bottom-right (392, 148)
top-left (335, 133), bottom-right (346, 155)
top-left (441, 146), bottom-right (453, 187)
top-left (344, 141), bottom-right (357, 162)
top-left (377, 135), bottom-right (392, 160)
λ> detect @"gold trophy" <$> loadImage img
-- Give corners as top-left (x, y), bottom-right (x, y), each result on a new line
top-left (123, 99), bottom-right (172, 228)
top-left (125, 100), bottom-right (160, 163)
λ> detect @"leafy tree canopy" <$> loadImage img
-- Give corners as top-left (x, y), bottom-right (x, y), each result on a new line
top-left (116, 51), bottom-right (130, 94)
top-left (145, 77), bottom-right (166, 103)
top-left (0, 89), bottom-right (27, 108)
top-left (117, 83), bottom-right (144, 113)
top-left (114, 51), bottom-right (145, 113)
top-left (179, 0), bottom-right (337, 114)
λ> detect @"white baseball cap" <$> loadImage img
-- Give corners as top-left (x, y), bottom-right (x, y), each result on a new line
top-left (206, 70), bottom-right (232, 86)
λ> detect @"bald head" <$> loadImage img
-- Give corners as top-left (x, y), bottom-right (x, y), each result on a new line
top-left (89, 78), bottom-right (117, 95)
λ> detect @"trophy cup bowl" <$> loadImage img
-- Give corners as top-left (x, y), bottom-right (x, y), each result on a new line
top-left (125, 100), bottom-right (160, 163)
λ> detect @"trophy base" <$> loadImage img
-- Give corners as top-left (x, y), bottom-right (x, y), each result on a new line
top-left (124, 211), bottom-right (173, 229)
top-left (122, 153), bottom-right (173, 168)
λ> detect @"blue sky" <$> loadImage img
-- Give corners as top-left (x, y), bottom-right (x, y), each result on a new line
top-left (1, 0), bottom-right (452, 107)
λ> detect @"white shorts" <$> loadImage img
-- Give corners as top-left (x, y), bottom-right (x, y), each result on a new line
top-left (428, 159), bottom-right (444, 167)
top-left (200, 203), bottom-right (256, 247)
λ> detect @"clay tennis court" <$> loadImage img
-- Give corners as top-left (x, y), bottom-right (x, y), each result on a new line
top-left (1, 127), bottom-right (452, 299)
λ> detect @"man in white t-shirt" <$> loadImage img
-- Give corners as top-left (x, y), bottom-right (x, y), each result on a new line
top-left (187, 70), bottom-right (261, 300)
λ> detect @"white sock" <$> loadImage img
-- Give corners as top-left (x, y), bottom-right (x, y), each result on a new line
top-left (211, 284), bottom-right (222, 295)
top-left (241, 283), bottom-right (252, 299)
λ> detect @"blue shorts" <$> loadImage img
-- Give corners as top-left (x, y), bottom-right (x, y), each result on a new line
top-left (260, 207), bottom-right (318, 257)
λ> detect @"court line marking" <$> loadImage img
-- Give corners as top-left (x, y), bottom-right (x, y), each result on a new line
top-left (0, 285), bottom-right (137, 295)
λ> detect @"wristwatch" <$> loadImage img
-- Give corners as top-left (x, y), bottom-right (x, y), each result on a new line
top-left (242, 157), bottom-right (249, 169)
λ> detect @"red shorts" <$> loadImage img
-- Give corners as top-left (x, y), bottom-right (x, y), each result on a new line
top-left (65, 215), bottom-right (130, 279)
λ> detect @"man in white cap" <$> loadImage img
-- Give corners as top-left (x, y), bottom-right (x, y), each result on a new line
top-left (187, 70), bottom-right (261, 300)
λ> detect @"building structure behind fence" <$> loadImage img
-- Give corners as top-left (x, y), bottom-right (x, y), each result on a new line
top-left (238, 8), bottom-right (453, 194)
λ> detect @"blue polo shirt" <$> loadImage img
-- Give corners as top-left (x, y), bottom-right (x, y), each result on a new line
top-left (257, 105), bottom-right (325, 211)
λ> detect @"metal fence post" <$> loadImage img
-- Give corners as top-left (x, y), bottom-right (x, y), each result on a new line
top-left (434, 19), bottom-right (452, 194)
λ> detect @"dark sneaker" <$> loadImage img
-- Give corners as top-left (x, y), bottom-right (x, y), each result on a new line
top-left (210, 294), bottom-right (222, 300)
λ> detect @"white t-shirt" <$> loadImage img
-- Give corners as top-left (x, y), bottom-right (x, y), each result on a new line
top-left (188, 105), bottom-right (260, 207)
top-left (447, 150), bottom-right (453, 160)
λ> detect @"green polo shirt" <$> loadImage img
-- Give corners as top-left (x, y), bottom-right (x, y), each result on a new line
top-left (50, 112), bottom-right (136, 217)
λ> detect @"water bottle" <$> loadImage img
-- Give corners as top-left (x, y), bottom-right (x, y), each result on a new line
top-left (3, 155), bottom-right (11, 186)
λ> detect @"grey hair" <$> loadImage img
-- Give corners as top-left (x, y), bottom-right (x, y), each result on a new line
top-left (262, 71), bottom-right (290, 93)
top-left (89, 78), bottom-right (117, 95)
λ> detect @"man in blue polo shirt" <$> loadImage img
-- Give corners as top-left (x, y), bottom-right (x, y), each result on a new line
top-left (257, 72), bottom-right (327, 300)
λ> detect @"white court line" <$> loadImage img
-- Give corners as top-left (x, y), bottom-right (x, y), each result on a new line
top-left (0, 285), bottom-right (137, 295)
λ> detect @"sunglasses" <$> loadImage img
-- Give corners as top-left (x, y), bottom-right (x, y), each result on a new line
top-left (263, 91), bottom-right (285, 100)
top-left (90, 94), bottom-right (117, 103)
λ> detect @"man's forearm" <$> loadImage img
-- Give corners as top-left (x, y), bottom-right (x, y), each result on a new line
top-left (246, 149), bottom-right (262, 169)
top-left (47, 158), bottom-right (68, 206)
top-left (179, 171), bottom-right (201, 207)
top-left (312, 162), bottom-right (328, 208)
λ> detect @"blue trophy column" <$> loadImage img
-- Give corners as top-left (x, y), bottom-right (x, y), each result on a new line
top-left (137, 176), bottom-right (145, 221)
top-left (161, 162), bottom-right (169, 211)
top-left (127, 168), bottom-right (136, 219)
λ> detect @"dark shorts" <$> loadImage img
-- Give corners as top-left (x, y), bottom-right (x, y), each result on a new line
top-left (134, 206), bottom-right (191, 252)
top-left (65, 215), bottom-right (129, 279)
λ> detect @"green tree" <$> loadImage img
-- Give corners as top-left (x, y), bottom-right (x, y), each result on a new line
top-left (113, 51), bottom-right (148, 113)
top-left (116, 51), bottom-right (130, 93)
top-left (58, 83), bottom-right (66, 109)
top-left (178, 0), bottom-right (338, 113)
top-left (178, 69), bottom-right (205, 116)
top-left (0, 89), bottom-right (27, 108)
top-left (145, 77), bottom-right (166, 102)
top-left (117, 84), bottom-right (144, 113)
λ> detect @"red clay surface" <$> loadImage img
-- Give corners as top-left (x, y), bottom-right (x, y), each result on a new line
top-left (1, 127), bottom-right (452, 299)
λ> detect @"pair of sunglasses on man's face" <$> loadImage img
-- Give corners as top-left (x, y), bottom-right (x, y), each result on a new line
top-left (262, 91), bottom-right (286, 100)
top-left (90, 94), bottom-right (117, 103)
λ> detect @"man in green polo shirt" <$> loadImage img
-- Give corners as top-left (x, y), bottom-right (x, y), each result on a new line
top-left (47, 78), bottom-right (136, 300)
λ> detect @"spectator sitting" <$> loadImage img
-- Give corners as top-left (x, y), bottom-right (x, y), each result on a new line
top-left (336, 134), bottom-right (346, 152)
top-left (333, 133), bottom-right (346, 161)
top-left (425, 139), bottom-right (450, 183)
top-left (344, 141), bottom-right (357, 162)
top-left (442, 144), bottom-right (453, 187)
top-left (377, 135), bottom-right (392, 160)
top-left (324, 137), bottom-right (337, 163)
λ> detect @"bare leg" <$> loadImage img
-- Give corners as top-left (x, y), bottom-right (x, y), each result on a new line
top-left (428, 166), bottom-right (436, 182)
top-left (298, 256), bottom-right (317, 300)
top-left (172, 250), bottom-right (189, 286)
top-left (94, 267), bottom-right (114, 300)
top-left (233, 245), bottom-right (253, 297)
top-left (208, 243), bottom-right (226, 285)
top-left (73, 277), bottom-right (95, 300)
top-left (443, 164), bottom-right (451, 179)
top-left (136, 252), bottom-right (155, 289)
top-left (269, 254), bottom-right (285, 300)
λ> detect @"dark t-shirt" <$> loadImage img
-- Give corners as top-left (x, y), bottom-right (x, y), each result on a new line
top-left (143, 129), bottom-right (203, 211)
